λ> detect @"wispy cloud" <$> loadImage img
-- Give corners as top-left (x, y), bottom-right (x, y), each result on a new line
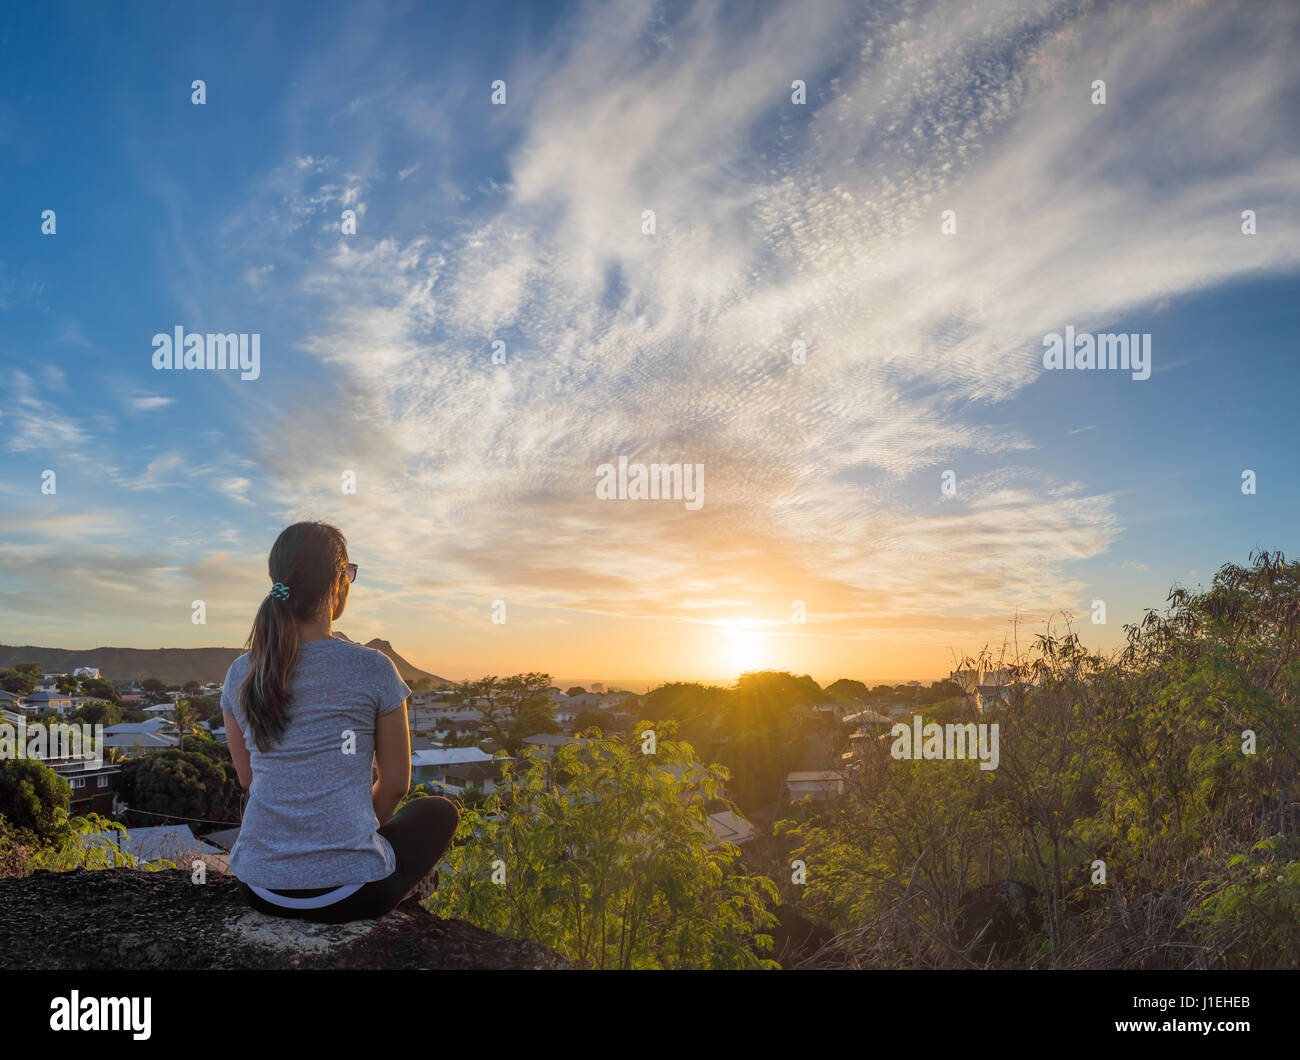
top-left (219, 0), bottom-right (1298, 655)
top-left (3, 0), bottom-right (1297, 675)
top-left (125, 393), bottom-right (175, 412)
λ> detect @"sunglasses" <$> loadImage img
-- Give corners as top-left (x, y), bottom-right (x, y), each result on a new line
top-left (338, 563), bottom-right (358, 583)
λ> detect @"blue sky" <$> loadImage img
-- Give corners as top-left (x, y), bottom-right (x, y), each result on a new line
top-left (1, 0), bottom-right (1298, 688)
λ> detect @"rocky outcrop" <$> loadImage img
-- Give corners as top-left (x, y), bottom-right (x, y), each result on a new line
top-left (0, 868), bottom-right (570, 970)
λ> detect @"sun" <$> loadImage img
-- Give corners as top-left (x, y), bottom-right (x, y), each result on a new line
top-left (721, 622), bottom-right (766, 675)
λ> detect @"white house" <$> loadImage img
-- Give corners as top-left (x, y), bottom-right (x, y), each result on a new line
top-left (441, 761), bottom-right (504, 795)
top-left (707, 810), bottom-right (756, 848)
top-left (410, 747), bottom-right (494, 786)
top-left (782, 770), bottom-right (847, 803)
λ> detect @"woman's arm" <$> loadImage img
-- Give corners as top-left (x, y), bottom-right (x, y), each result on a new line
top-left (223, 711), bottom-right (252, 789)
top-left (372, 700), bottom-right (411, 825)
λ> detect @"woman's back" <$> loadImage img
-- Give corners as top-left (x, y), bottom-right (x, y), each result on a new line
top-left (222, 636), bottom-right (411, 889)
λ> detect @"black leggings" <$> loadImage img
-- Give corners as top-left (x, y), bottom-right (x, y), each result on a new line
top-left (237, 795), bottom-right (460, 923)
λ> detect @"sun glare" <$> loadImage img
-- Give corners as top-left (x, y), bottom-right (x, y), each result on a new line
top-left (721, 623), bottom-right (766, 675)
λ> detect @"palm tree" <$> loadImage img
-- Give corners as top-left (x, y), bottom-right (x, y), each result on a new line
top-left (172, 698), bottom-right (200, 753)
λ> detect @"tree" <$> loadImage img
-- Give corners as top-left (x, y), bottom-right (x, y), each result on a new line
top-left (918, 679), bottom-right (964, 704)
top-left (80, 677), bottom-right (121, 705)
top-left (0, 759), bottom-right (70, 841)
top-left (187, 694), bottom-right (222, 724)
top-left (427, 729), bottom-right (780, 968)
top-left (639, 682), bottom-right (729, 745)
top-left (141, 678), bottom-right (166, 694)
top-left (181, 731), bottom-right (232, 764)
top-left (462, 673), bottom-right (559, 756)
top-left (718, 672), bottom-right (814, 812)
top-left (117, 750), bottom-right (241, 829)
top-left (825, 679), bottom-right (868, 701)
top-left (0, 668), bottom-right (38, 696)
top-left (75, 701), bottom-right (124, 727)
top-left (572, 708), bottom-right (604, 733)
top-left (172, 699), bottom-right (201, 753)
top-left (182, 680), bottom-right (201, 696)
top-left (55, 674), bottom-right (80, 695)
top-left (565, 686), bottom-right (588, 697)
top-left (778, 551), bottom-right (1300, 970)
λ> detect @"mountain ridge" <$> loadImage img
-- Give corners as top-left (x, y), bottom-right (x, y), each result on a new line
top-left (0, 638), bottom-right (452, 688)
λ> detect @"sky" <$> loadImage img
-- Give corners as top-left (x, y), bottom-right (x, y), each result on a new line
top-left (1, 0), bottom-right (1298, 691)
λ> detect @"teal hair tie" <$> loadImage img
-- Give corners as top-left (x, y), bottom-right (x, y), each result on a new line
top-left (270, 582), bottom-right (291, 601)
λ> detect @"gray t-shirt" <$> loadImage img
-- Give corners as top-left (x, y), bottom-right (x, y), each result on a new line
top-left (221, 636), bottom-right (411, 889)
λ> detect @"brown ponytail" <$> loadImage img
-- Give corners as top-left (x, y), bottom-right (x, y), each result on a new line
top-left (239, 521), bottom-right (348, 751)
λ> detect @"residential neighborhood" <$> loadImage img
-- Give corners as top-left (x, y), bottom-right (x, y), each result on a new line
top-left (2, 656), bottom-right (1012, 889)
top-left (0, 664), bottom-right (778, 863)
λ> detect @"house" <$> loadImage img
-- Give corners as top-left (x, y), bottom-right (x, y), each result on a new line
top-left (16, 734), bottom-right (121, 816)
top-left (100, 732), bottom-right (178, 757)
top-left (520, 733), bottom-right (583, 759)
top-left (707, 810), bottom-right (756, 848)
top-left (551, 703), bottom-right (579, 726)
top-left (20, 690), bottom-right (75, 716)
top-left (950, 667), bottom-right (1015, 713)
top-left (441, 761), bottom-right (504, 795)
top-left (105, 718), bottom-right (173, 735)
top-left (408, 705), bottom-right (461, 732)
top-left (73, 666), bottom-right (101, 679)
top-left (782, 770), bottom-right (846, 803)
top-left (409, 747), bottom-right (495, 787)
top-left (0, 690), bottom-right (25, 711)
top-left (432, 713), bottom-right (485, 738)
top-left (408, 689), bottom-right (458, 708)
top-left (841, 709), bottom-right (893, 728)
top-left (48, 759), bottom-right (121, 816)
top-left (144, 703), bottom-right (177, 715)
top-left (808, 702), bottom-right (844, 718)
top-left (975, 669), bottom-right (1015, 711)
top-left (88, 824), bottom-right (224, 869)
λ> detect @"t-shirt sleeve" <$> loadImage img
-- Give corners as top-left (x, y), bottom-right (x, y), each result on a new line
top-left (374, 653), bottom-right (411, 717)
top-left (220, 659), bottom-right (245, 729)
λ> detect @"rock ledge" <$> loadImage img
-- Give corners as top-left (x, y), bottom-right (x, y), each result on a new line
top-left (0, 868), bottom-right (570, 970)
